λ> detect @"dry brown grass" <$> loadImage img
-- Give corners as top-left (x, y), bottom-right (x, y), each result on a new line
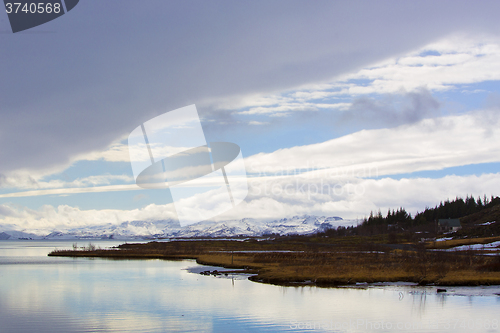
top-left (49, 239), bottom-right (500, 286)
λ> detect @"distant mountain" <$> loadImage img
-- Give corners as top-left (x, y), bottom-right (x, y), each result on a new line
top-left (0, 215), bottom-right (356, 240)
top-left (175, 216), bottom-right (346, 238)
top-left (0, 232), bottom-right (11, 240)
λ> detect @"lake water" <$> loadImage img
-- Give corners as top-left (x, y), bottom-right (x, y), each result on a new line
top-left (1, 240), bottom-right (499, 333)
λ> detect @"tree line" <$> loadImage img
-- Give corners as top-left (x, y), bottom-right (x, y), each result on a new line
top-left (362, 195), bottom-right (500, 228)
top-left (315, 195), bottom-right (500, 238)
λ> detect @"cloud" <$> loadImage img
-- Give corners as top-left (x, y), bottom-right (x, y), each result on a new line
top-left (0, 173), bottom-right (39, 189)
top-left (0, 174), bottom-right (250, 198)
top-left (0, 203), bottom-right (178, 231)
top-left (3, 2), bottom-right (500, 175)
top-left (0, 204), bottom-right (18, 218)
top-left (220, 36), bottom-right (500, 118)
top-left (133, 193), bottom-right (148, 202)
top-left (340, 88), bottom-right (440, 127)
top-left (77, 142), bottom-right (131, 163)
top-left (335, 35), bottom-right (500, 95)
top-left (0, 184), bottom-right (140, 198)
top-left (0, 174), bottom-right (134, 193)
top-left (214, 172), bottom-right (500, 221)
top-left (248, 121), bottom-right (269, 126)
top-left (3, 109), bottom-right (498, 198)
top-left (240, 103), bottom-right (318, 116)
top-left (2, 172), bottom-right (499, 229)
top-left (244, 112), bottom-right (500, 176)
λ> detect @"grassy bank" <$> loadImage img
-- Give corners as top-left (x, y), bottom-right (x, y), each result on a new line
top-left (49, 239), bottom-right (500, 287)
top-left (425, 236), bottom-right (500, 250)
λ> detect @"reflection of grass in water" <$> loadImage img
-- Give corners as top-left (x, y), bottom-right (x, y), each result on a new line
top-left (49, 238), bottom-right (500, 286)
top-left (70, 242), bottom-right (98, 251)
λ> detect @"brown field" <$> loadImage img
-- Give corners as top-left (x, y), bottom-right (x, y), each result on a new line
top-left (48, 239), bottom-right (500, 286)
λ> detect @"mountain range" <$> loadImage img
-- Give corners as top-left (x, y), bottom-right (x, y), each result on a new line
top-left (0, 215), bottom-right (357, 240)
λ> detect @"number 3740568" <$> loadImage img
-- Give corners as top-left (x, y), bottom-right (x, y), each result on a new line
top-left (5, 2), bottom-right (61, 14)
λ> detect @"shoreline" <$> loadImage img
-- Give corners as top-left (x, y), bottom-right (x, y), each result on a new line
top-left (48, 239), bottom-right (500, 287)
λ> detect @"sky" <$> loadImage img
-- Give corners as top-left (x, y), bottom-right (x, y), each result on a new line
top-left (2, 1), bottom-right (500, 231)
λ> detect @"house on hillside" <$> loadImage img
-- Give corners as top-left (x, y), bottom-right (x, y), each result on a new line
top-left (438, 219), bottom-right (461, 233)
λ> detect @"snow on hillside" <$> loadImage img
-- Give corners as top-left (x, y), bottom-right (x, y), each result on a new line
top-left (0, 215), bottom-right (358, 240)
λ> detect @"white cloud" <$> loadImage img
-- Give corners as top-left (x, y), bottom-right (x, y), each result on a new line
top-left (3, 109), bottom-right (499, 200)
top-left (0, 174), bottom-right (250, 198)
top-left (76, 141), bottom-right (131, 163)
top-left (240, 102), bottom-right (351, 116)
top-left (0, 139), bottom-right (194, 191)
top-left (210, 35), bottom-right (500, 117)
top-left (214, 172), bottom-right (500, 221)
top-left (7, 36), bottom-right (496, 186)
top-left (0, 184), bottom-right (140, 199)
top-left (0, 139), bottom-right (132, 186)
top-left (0, 174), bottom-right (134, 191)
top-left (2, 172), bottom-right (499, 229)
top-left (329, 35), bottom-right (500, 95)
top-left (244, 112), bottom-right (500, 177)
top-left (0, 203), bottom-right (178, 231)
top-left (81, 142), bottom-right (194, 163)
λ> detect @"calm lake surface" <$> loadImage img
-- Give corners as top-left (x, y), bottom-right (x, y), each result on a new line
top-left (1, 240), bottom-right (499, 333)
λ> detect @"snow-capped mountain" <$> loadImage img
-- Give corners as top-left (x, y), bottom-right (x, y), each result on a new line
top-left (176, 216), bottom-right (349, 238)
top-left (0, 215), bottom-right (358, 240)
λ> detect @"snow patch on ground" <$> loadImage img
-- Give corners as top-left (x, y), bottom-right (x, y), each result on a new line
top-left (448, 241), bottom-right (500, 251)
top-left (435, 237), bottom-right (453, 242)
top-left (477, 221), bottom-right (496, 226)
